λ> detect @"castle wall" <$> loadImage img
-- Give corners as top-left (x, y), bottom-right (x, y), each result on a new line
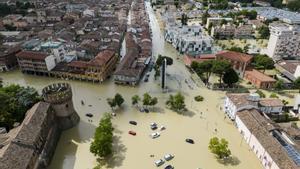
top-left (42, 83), bottom-right (80, 130)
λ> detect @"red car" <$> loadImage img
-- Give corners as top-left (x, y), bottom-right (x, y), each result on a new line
top-left (128, 131), bottom-right (136, 136)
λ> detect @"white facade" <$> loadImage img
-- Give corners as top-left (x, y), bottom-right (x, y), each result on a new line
top-left (224, 96), bottom-right (257, 120)
top-left (266, 24), bottom-right (300, 60)
top-left (45, 55), bottom-right (56, 71)
top-left (164, 25), bottom-right (213, 55)
top-left (224, 93), bottom-right (283, 120)
top-left (41, 41), bottom-right (67, 63)
top-left (83, 9), bottom-right (95, 17)
top-left (235, 115), bottom-right (280, 169)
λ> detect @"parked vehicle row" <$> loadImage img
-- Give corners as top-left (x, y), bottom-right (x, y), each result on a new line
top-left (155, 154), bottom-right (174, 168)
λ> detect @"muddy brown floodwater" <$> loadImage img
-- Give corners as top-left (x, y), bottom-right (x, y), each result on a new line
top-left (0, 2), bottom-right (263, 169)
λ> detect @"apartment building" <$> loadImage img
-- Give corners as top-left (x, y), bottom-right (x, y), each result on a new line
top-left (266, 24), bottom-right (300, 61)
top-left (211, 24), bottom-right (235, 39)
top-left (211, 24), bottom-right (253, 39)
top-left (0, 45), bottom-right (21, 72)
top-left (16, 51), bottom-right (56, 75)
top-left (164, 25), bottom-right (213, 55)
top-left (206, 17), bottom-right (233, 28)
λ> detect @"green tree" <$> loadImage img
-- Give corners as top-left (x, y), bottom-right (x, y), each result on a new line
top-left (0, 84), bottom-right (40, 130)
top-left (243, 44), bottom-right (250, 53)
top-left (220, 19), bottom-right (228, 26)
top-left (270, 93), bottom-right (279, 98)
top-left (107, 98), bottom-right (116, 110)
top-left (202, 10), bottom-right (210, 25)
top-left (142, 93), bottom-right (152, 108)
top-left (212, 60), bottom-right (231, 86)
top-left (208, 137), bottom-right (231, 159)
top-left (222, 68), bottom-right (239, 87)
top-left (256, 90), bottom-right (266, 98)
top-left (166, 92), bottom-right (186, 112)
top-left (149, 97), bottom-right (158, 109)
top-left (114, 93), bottom-right (124, 107)
top-left (90, 113), bottom-right (114, 158)
top-left (154, 55), bottom-right (173, 79)
top-left (274, 79), bottom-right (284, 91)
top-left (270, 0), bottom-right (283, 8)
top-left (227, 47), bottom-right (243, 53)
top-left (287, 0), bottom-right (300, 12)
top-left (252, 54), bottom-right (274, 72)
top-left (156, 54), bottom-right (173, 66)
top-left (294, 77), bottom-right (300, 93)
top-left (131, 95), bottom-right (140, 106)
top-left (191, 60), bottom-right (214, 86)
top-left (0, 78), bottom-right (3, 88)
top-left (181, 13), bottom-right (188, 25)
top-left (258, 26), bottom-right (270, 39)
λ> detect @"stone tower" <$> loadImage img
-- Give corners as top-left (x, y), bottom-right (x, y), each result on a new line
top-left (42, 83), bottom-right (80, 130)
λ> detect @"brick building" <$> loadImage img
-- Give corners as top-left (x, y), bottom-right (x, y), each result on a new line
top-left (244, 69), bottom-right (276, 89)
top-left (216, 51), bottom-right (253, 77)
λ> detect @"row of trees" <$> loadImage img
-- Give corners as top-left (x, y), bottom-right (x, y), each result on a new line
top-left (226, 10), bottom-right (257, 20)
top-left (106, 92), bottom-right (186, 113)
top-left (131, 93), bottom-right (158, 109)
top-left (0, 82), bottom-right (41, 130)
top-left (191, 60), bottom-right (239, 87)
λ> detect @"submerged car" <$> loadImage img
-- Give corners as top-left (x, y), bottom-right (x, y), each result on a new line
top-left (151, 132), bottom-right (160, 139)
top-left (160, 126), bottom-right (166, 131)
top-left (185, 138), bottom-right (194, 144)
top-left (129, 121), bottom-right (137, 125)
top-left (128, 131), bottom-right (136, 136)
top-left (154, 159), bottom-right (164, 167)
top-left (164, 154), bottom-right (174, 161)
top-left (85, 113), bottom-right (93, 117)
top-left (150, 122), bottom-right (157, 130)
top-left (165, 165), bottom-right (174, 169)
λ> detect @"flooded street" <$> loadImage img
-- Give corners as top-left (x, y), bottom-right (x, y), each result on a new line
top-left (0, 2), bottom-right (263, 169)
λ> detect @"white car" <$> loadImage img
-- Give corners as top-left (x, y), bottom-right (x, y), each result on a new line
top-left (164, 154), bottom-right (174, 161)
top-left (155, 159), bottom-right (164, 167)
top-left (160, 125), bottom-right (166, 131)
top-left (150, 122), bottom-right (157, 127)
top-left (150, 132), bottom-right (160, 139)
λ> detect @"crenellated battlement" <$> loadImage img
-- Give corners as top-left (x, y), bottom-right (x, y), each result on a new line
top-left (42, 83), bottom-right (72, 104)
top-left (42, 82), bottom-right (80, 130)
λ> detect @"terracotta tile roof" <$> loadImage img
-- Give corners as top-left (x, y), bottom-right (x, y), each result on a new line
top-left (245, 69), bottom-right (276, 82)
top-left (89, 50), bottom-right (115, 67)
top-left (216, 51), bottom-right (253, 63)
top-left (259, 99), bottom-right (284, 107)
top-left (0, 102), bottom-right (51, 169)
top-left (237, 109), bottom-right (300, 169)
top-left (16, 51), bottom-right (48, 60)
top-left (277, 60), bottom-right (300, 74)
top-left (183, 54), bottom-right (216, 66)
top-left (226, 93), bottom-right (258, 109)
top-left (67, 61), bottom-right (88, 68)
